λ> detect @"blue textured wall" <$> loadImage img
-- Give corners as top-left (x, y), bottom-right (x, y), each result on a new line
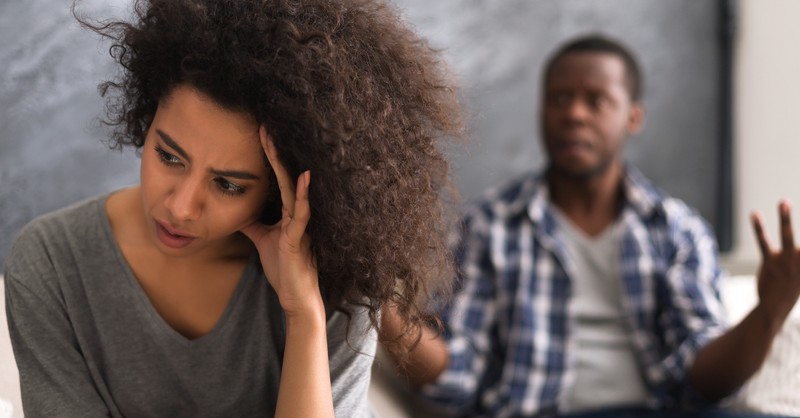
top-left (0, 0), bottom-right (724, 266)
top-left (1, 0), bottom-right (139, 267)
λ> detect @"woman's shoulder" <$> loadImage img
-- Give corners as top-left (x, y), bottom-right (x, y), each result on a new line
top-left (326, 304), bottom-right (378, 350)
top-left (4, 193), bottom-right (112, 281)
top-left (11, 193), bottom-right (108, 246)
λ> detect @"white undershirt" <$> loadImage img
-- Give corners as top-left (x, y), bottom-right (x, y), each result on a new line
top-left (551, 208), bottom-right (650, 412)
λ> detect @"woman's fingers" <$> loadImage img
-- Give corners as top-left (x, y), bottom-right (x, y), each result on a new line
top-left (258, 127), bottom-right (312, 252)
top-left (260, 126), bottom-right (296, 217)
top-left (285, 171), bottom-right (311, 247)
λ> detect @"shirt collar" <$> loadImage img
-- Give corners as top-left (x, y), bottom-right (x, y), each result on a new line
top-left (523, 165), bottom-right (666, 226)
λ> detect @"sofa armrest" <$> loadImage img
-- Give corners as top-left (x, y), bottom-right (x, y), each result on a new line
top-left (721, 275), bottom-right (800, 416)
top-left (0, 275), bottom-right (22, 418)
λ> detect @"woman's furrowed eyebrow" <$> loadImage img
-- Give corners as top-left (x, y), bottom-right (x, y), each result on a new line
top-left (209, 168), bottom-right (260, 180)
top-left (156, 129), bottom-right (260, 180)
top-left (156, 129), bottom-right (190, 162)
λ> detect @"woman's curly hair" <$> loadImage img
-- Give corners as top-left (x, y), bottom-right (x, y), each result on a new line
top-left (76, 0), bottom-right (463, 350)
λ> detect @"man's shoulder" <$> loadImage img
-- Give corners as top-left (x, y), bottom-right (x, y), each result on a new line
top-left (625, 167), bottom-right (706, 221)
top-left (625, 167), bottom-right (716, 243)
top-left (464, 171), bottom-right (541, 219)
top-left (659, 196), bottom-right (704, 222)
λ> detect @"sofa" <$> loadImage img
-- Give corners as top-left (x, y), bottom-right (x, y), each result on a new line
top-left (368, 275), bottom-right (800, 417)
top-left (2, 275), bottom-right (799, 418)
top-left (0, 277), bottom-right (19, 418)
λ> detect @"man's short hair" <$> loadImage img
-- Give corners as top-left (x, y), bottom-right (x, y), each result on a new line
top-left (543, 34), bottom-right (643, 101)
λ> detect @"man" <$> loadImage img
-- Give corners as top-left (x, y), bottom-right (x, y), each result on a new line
top-left (381, 35), bottom-right (800, 417)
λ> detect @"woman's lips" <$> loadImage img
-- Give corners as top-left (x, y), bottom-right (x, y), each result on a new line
top-left (155, 220), bottom-right (197, 249)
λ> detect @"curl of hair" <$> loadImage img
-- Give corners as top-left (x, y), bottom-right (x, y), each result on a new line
top-left (75, 0), bottom-right (464, 353)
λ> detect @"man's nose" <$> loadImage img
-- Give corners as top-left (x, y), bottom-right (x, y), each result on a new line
top-left (565, 97), bottom-right (591, 122)
top-left (165, 176), bottom-right (205, 222)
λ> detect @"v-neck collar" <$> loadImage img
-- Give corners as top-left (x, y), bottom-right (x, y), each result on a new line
top-left (96, 193), bottom-right (257, 347)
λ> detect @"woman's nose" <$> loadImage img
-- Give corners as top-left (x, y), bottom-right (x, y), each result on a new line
top-left (165, 177), bottom-right (205, 222)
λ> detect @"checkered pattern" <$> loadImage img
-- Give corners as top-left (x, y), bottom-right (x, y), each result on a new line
top-left (421, 167), bottom-right (728, 418)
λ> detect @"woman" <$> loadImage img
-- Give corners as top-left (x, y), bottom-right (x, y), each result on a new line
top-left (4, 0), bottom-right (463, 416)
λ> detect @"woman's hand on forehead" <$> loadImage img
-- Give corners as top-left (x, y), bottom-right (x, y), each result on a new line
top-left (240, 127), bottom-right (322, 319)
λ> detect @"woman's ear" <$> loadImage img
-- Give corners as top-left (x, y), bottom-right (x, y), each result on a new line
top-left (257, 126), bottom-right (283, 225)
top-left (260, 170), bottom-right (283, 225)
top-left (259, 126), bottom-right (274, 166)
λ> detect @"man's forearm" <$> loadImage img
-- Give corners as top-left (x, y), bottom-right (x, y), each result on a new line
top-left (689, 302), bottom-right (785, 401)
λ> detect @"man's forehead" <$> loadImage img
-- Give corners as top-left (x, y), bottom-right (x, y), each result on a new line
top-left (548, 52), bottom-right (627, 84)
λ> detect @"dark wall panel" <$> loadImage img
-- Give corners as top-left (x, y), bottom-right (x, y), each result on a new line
top-left (391, 0), bottom-right (730, 245)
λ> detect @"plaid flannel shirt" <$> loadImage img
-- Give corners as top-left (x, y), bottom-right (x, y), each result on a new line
top-left (421, 167), bottom-right (728, 417)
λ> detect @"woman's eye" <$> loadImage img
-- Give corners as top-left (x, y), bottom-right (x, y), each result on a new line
top-left (216, 178), bottom-right (246, 196)
top-left (155, 146), bottom-right (182, 166)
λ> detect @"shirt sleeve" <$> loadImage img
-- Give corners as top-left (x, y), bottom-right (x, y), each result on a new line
top-left (4, 224), bottom-right (110, 417)
top-left (650, 202), bottom-right (729, 406)
top-left (419, 206), bottom-right (500, 413)
top-left (326, 306), bottom-right (378, 418)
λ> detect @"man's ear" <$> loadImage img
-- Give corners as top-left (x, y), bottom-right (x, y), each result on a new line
top-left (627, 102), bottom-right (645, 135)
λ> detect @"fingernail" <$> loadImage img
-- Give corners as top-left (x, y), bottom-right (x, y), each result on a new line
top-left (305, 171), bottom-right (311, 187)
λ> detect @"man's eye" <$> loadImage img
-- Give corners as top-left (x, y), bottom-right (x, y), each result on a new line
top-left (216, 178), bottom-right (246, 196)
top-left (548, 92), bottom-right (571, 107)
top-left (588, 94), bottom-right (608, 108)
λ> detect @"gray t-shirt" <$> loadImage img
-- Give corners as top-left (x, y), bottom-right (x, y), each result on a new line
top-left (550, 208), bottom-right (649, 412)
top-left (4, 194), bottom-right (376, 417)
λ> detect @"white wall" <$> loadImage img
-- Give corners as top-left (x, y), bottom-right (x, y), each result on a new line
top-left (724, 0), bottom-right (800, 273)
